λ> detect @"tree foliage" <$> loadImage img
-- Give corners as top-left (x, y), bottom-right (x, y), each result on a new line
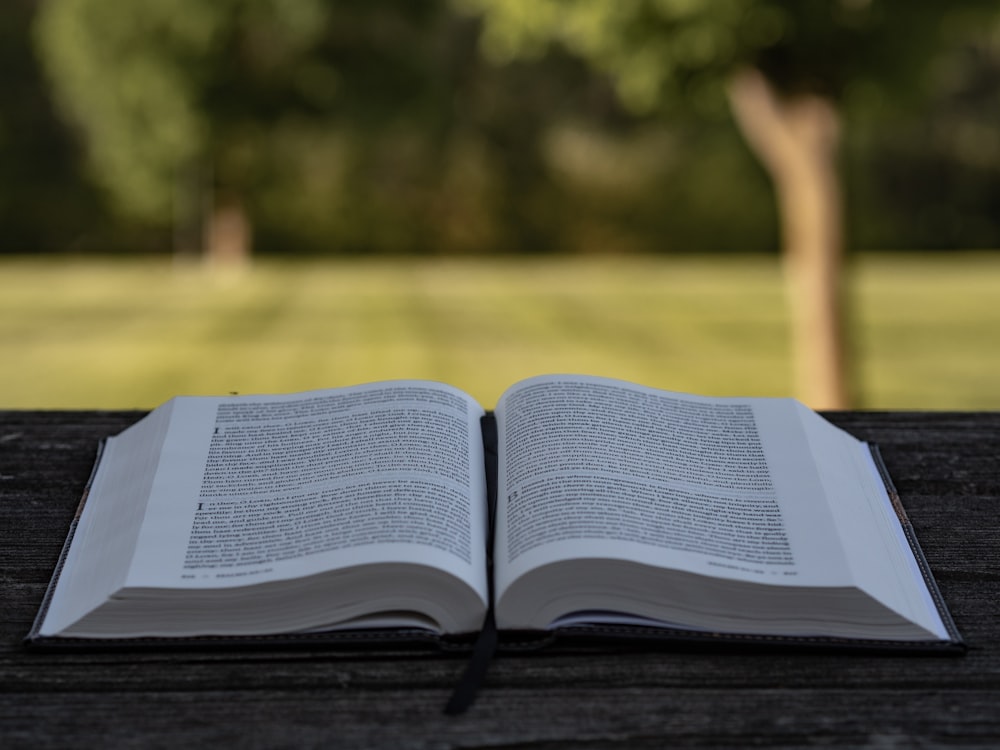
top-left (23, 0), bottom-right (1000, 262)
top-left (0, 0), bottom-right (110, 252)
top-left (460, 0), bottom-right (991, 115)
top-left (857, 18), bottom-right (1000, 249)
top-left (34, 0), bottom-right (455, 257)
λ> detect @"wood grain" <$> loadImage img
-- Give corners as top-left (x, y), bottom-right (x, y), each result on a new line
top-left (2, 410), bottom-right (998, 748)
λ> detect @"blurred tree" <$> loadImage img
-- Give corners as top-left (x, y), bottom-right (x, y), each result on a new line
top-left (0, 0), bottom-right (109, 253)
top-left (34, 0), bottom-right (456, 266)
top-left (459, 0), bottom-right (995, 408)
top-left (858, 18), bottom-right (1000, 250)
top-left (252, 30), bottom-right (607, 258)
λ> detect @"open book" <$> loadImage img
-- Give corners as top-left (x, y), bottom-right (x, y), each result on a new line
top-left (30, 375), bottom-right (962, 652)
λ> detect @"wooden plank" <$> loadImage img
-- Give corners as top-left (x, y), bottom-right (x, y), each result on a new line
top-left (2, 410), bottom-right (999, 747)
top-left (3, 687), bottom-right (999, 748)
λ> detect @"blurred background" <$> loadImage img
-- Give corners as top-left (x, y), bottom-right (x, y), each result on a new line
top-left (1, 0), bottom-right (999, 410)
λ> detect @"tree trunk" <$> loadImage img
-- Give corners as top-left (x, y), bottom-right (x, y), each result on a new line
top-left (726, 68), bottom-right (851, 409)
top-left (203, 196), bottom-right (252, 270)
top-left (172, 164), bottom-right (209, 263)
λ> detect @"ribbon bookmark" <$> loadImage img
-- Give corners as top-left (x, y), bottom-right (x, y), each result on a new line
top-left (444, 610), bottom-right (498, 715)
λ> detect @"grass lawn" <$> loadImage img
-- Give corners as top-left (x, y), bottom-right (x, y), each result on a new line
top-left (0, 252), bottom-right (997, 410)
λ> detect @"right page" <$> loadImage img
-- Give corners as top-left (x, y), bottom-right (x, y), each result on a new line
top-left (791, 401), bottom-right (949, 638)
top-left (492, 374), bottom-right (949, 641)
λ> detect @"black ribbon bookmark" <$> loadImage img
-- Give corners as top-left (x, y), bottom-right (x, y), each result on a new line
top-left (443, 411), bottom-right (500, 715)
top-left (444, 610), bottom-right (498, 715)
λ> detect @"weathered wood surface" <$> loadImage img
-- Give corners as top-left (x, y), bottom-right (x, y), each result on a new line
top-left (1, 410), bottom-right (999, 748)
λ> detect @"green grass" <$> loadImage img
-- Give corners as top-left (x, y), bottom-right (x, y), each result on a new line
top-left (1, 253), bottom-right (998, 410)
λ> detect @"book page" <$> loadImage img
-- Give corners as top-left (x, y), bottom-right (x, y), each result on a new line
top-left (125, 381), bottom-right (488, 604)
top-left (797, 405), bottom-right (948, 638)
top-left (39, 403), bottom-right (176, 636)
top-left (493, 375), bottom-right (852, 600)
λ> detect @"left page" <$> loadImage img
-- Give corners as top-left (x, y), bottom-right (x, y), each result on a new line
top-left (42, 381), bottom-right (489, 637)
top-left (131, 381), bottom-right (487, 594)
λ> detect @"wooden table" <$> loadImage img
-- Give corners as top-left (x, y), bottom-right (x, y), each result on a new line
top-left (2, 410), bottom-right (999, 748)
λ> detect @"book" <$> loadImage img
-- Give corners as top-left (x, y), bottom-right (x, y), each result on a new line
top-left (29, 374), bottom-right (962, 654)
